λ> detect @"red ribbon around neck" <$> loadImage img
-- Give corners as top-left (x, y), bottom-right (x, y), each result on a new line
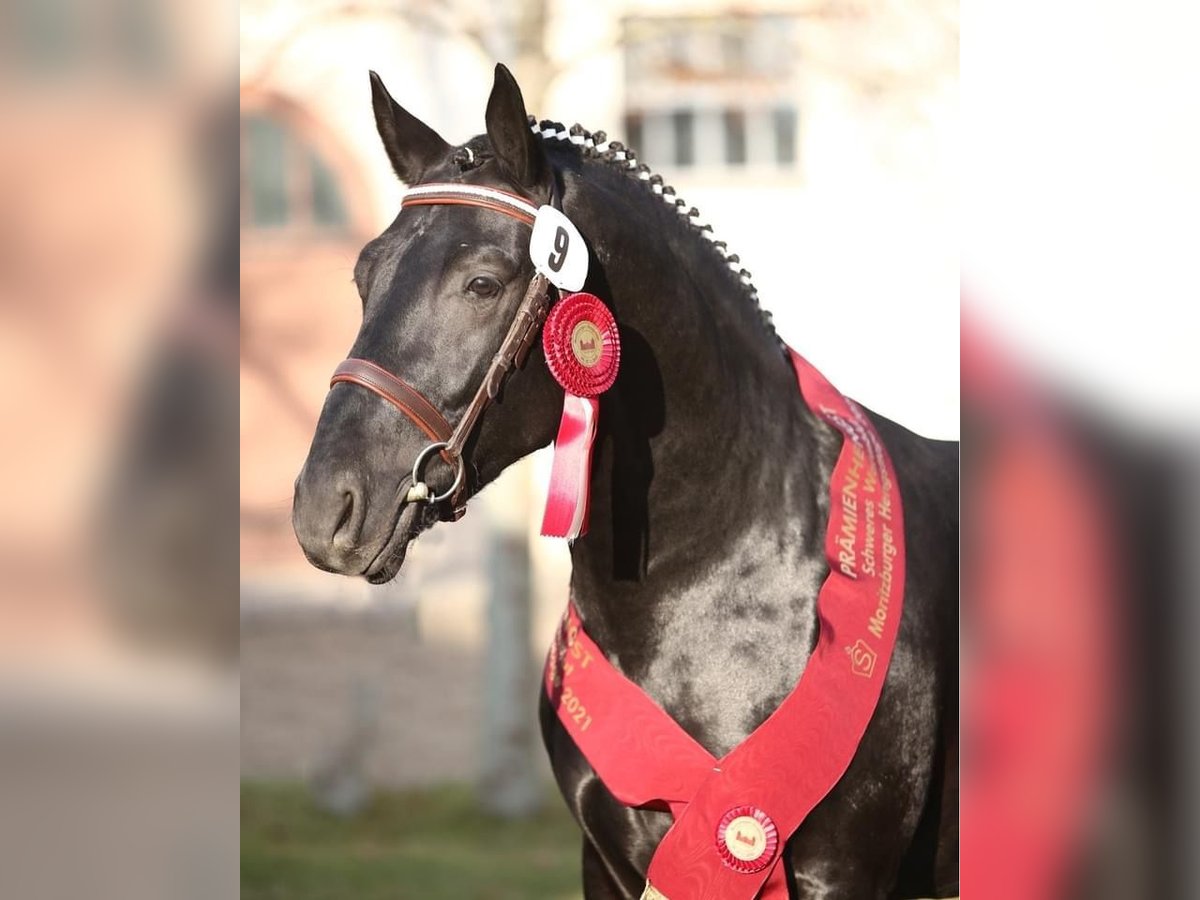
top-left (544, 348), bottom-right (907, 899)
top-left (540, 293), bottom-right (620, 539)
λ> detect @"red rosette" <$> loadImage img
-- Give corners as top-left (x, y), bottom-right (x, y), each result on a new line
top-left (542, 292), bottom-right (620, 398)
top-left (714, 806), bottom-right (779, 874)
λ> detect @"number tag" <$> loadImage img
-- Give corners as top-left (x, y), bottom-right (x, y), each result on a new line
top-left (530, 205), bottom-right (588, 291)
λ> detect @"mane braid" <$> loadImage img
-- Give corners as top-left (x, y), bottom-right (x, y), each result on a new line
top-left (527, 117), bottom-right (784, 353)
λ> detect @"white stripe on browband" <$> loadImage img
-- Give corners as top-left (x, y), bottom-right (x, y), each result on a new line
top-left (402, 183), bottom-right (539, 219)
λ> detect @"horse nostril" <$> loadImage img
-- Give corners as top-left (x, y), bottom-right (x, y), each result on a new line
top-left (331, 485), bottom-right (364, 549)
top-left (333, 491), bottom-right (352, 533)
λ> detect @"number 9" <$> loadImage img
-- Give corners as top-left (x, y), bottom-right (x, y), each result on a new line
top-left (547, 225), bottom-right (569, 272)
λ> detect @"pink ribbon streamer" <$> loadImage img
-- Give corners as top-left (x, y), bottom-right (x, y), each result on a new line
top-left (540, 393), bottom-right (599, 539)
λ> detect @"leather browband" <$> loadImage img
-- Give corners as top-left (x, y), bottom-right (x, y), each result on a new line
top-left (400, 184), bottom-right (539, 225)
top-left (402, 194), bottom-right (536, 226)
top-left (330, 359), bottom-right (452, 444)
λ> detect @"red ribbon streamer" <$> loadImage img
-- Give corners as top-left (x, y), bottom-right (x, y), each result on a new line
top-left (540, 293), bottom-right (620, 539)
top-left (541, 394), bottom-right (599, 538)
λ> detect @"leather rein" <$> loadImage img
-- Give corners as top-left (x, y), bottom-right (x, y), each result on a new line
top-left (329, 183), bottom-right (555, 520)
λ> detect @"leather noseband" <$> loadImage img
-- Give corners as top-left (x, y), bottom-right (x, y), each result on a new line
top-left (330, 359), bottom-right (452, 444)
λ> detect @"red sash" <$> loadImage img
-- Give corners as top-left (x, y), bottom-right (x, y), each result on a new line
top-left (544, 348), bottom-right (906, 899)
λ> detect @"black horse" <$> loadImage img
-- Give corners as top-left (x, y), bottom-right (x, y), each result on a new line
top-left (293, 64), bottom-right (958, 899)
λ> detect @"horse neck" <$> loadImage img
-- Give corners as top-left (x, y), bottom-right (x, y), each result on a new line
top-left (559, 163), bottom-right (835, 671)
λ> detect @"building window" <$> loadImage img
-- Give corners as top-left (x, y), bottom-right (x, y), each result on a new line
top-left (773, 108), bottom-right (797, 165)
top-left (241, 111), bottom-right (348, 233)
top-left (671, 110), bottom-right (694, 166)
top-left (724, 110), bottom-right (747, 166)
top-left (625, 112), bottom-right (644, 159)
top-left (245, 115), bottom-right (288, 228)
top-left (622, 15), bottom-right (800, 173)
top-left (309, 151), bottom-right (347, 226)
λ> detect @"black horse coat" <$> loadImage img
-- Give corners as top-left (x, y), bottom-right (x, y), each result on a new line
top-left (293, 65), bottom-right (959, 899)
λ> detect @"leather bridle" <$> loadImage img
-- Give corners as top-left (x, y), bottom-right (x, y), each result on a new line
top-left (329, 183), bottom-right (556, 521)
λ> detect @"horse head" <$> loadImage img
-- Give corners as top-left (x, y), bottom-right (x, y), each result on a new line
top-left (292, 65), bottom-right (564, 582)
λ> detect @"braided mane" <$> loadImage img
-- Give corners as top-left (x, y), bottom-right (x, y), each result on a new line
top-left (519, 117), bottom-right (783, 352)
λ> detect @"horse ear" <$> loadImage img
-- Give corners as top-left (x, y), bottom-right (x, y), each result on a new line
top-left (369, 70), bottom-right (450, 184)
top-left (485, 63), bottom-right (547, 192)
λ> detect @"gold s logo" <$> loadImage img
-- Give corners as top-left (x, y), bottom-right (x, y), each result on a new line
top-left (846, 639), bottom-right (877, 678)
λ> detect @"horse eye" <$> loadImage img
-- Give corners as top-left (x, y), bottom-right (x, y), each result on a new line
top-left (466, 275), bottom-right (502, 297)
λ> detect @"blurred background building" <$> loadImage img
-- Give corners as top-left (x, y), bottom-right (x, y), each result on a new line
top-left (238, 0), bottom-right (956, 806)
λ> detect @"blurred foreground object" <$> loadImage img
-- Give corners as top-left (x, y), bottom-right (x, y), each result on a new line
top-left (0, 0), bottom-right (236, 661)
top-left (961, 2), bottom-right (1198, 895)
top-left (961, 317), bottom-right (1191, 899)
top-left (0, 0), bottom-right (238, 898)
top-left (95, 100), bottom-right (240, 665)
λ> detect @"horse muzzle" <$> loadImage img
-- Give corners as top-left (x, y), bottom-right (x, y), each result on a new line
top-left (291, 463), bottom-right (445, 582)
top-left (291, 384), bottom-right (461, 579)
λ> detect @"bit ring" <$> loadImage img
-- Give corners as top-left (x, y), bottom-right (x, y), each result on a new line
top-left (409, 441), bottom-right (465, 504)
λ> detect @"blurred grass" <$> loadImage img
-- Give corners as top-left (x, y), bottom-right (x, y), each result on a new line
top-left (242, 781), bottom-right (583, 900)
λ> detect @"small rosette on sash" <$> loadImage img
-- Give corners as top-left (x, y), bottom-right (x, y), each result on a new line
top-left (540, 292), bottom-right (620, 538)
